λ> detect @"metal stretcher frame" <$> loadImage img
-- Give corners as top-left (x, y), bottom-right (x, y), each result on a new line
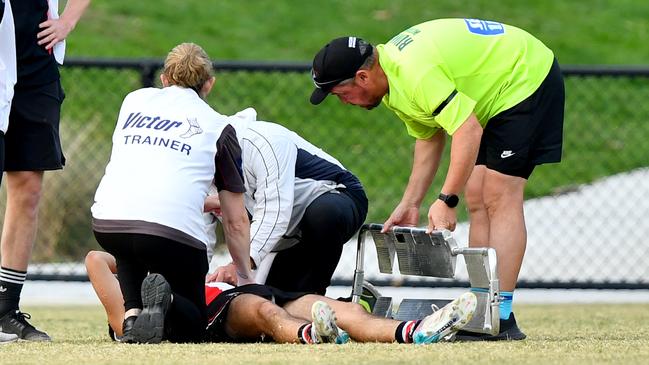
top-left (351, 223), bottom-right (500, 335)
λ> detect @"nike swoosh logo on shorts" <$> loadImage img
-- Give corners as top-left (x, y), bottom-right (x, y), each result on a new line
top-left (500, 151), bottom-right (516, 158)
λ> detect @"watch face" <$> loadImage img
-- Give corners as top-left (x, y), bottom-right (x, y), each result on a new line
top-left (440, 193), bottom-right (459, 208)
top-left (446, 194), bottom-right (459, 208)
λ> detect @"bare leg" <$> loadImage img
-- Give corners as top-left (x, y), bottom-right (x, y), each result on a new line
top-left (483, 169), bottom-right (527, 292)
top-left (224, 294), bottom-right (307, 343)
top-left (1, 171), bottom-right (44, 271)
top-left (84, 251), bottom-right (125, 336)
top-left (464, 165), bottom-right (490, 247)
top-left (283, 295), bottom-right (399, 343)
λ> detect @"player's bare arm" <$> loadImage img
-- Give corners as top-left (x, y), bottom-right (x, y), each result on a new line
top-left (382, 130), bottom-right (445, 232)
top-left (37, 0), bottom-right (91, 50)
top-left (428, 113), bottom-right (482, 232)
top-left (217, 190), bottom-right (255, 285)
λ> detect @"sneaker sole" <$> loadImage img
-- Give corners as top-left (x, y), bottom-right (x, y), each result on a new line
top-left (18, 333), bottom-right (52, 342)
top-left (413, 292), bottom-right (477, 344)
top-left (131, 274), bottom-right (172, 344)
top-left (311, 301), bottom-right (341, 344)
top-left (0, 333), bottom-right (18, 344)
top-left (455, 327), bottom-right (527, 341)
top-left (0, 313), bottom-right (52, 342)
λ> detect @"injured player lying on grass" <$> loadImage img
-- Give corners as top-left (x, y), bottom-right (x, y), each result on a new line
top-left (85, 250), bottom-right (477, 344)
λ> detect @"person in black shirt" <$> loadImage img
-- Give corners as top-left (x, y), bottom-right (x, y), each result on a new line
top-left (0, 0), bottom-right (90, 342)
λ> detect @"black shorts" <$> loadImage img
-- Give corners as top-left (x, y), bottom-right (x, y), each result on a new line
top-left (476, 58), bottom-right (565, 179)
top-left (5, 80), bottom-right (66, 171)
top-left (205, 284), bottom-right (310, 343)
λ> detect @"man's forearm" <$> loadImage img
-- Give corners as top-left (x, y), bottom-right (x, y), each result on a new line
top-left (60, 0), bottom-right (91, 29)
top-left (218, 191), bottom-right (254, 279)
top-left (441, 114), bottom-right (483, 194)
top-left (401, 131), bottom-right (446, 206)
top-left (222, 218), bottom-right (253, 278)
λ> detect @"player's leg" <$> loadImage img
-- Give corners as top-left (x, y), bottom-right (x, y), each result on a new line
top-left (0, 171), bottom-right (43, 273)
top-left (206, 285), bottom-right (342, 344)
top-left (0, 80), bottom-right (65, 341)
top-left (1, 80), bottom-right (64, 275)
top-left (94, 231), bottom-right (148, 341)
top-left (224, 294), bottom-right (307, 343)
top-left (284, 292), bottom-right (477, 343)
top-left (284, 295), bottom-right (396, 342)
top-left (0, 171), bottom-right (48, 341)
top-left (94, 233), bottom-right (146, 312)
top-left (454, 168), bottom-right (529, 342)
top-left (84, 250), bottom-right (125, 337)
top-left (464, 165), bottom-right (490, 246)
top-left (264, 189), bottom-right (367, 294)
top-left (479, 57), bottom-right (564, 297)
top-left (483, 170), bottom-right (527, 293)
top-left (133, 234), bottom-right (208, 343)
top-left (481, 170), bottom-right (528, 336)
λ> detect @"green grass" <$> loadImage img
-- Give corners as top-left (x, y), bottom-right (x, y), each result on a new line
top-left (69, 0), bottom-right (649, 64)
top-left (1, 304), bottom-right (648, 364)
top-left (2, 0), bottom-right (648, 259)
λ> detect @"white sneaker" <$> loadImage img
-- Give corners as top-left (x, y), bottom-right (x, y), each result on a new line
top-left (412, 292), bottom-right (477, 344)
top-left (311, 301), bottom-right (348, 344)
top-left (0, 331), bottom-right (18, 344)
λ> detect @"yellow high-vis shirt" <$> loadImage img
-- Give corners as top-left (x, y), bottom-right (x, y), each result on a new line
top-left (378, 18), bottom-right (554, 139)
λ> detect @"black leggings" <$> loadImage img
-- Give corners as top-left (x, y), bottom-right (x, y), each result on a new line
top-left (264, 189), bottom-right (368, 295)
top-left (94, 232), bottom-right (208, 343)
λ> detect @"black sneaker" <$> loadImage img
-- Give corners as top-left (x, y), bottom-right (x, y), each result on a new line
top-left (454, 312), bottom-right (526, 341)
top-left (108, 324), bottom-right (117, 342)
top-left (110, 315), bottom-right (138, 342)
top-left (0, 310), bottom-right (51, 342)
top-left (130, 274), bottom-right (172, 344)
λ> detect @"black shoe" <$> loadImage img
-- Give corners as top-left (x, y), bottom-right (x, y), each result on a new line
top-left (130, 274), bottom-right (172, 344)
top-left (454, 313), bottom-right (526, 341)
top-left (110, 315), bottom-right (138, 342)
top-left (108, 324), bottom-right (117, 342)
top-left (0, 310), bottom-right (51, 342)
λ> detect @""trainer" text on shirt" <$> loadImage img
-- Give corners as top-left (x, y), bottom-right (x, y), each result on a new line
top-left (123, 134), bottom-right (191, 155)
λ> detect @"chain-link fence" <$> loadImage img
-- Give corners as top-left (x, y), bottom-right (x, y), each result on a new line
top-left (1, 59), bottom-right (648, 288)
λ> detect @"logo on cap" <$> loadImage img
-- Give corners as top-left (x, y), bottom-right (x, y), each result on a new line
top-left (309, 36), bottom-right (374, 105)
top-left (311, 69), bottom-right (320, 86)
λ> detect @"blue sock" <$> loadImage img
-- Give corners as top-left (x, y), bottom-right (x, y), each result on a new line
top-left (499, 291), bottom-right (514, 320)
top-left (471, 288), bottom-right (514, 320)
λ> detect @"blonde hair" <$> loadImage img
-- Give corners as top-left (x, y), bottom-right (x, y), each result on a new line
top-left (162, 43), bottom-right (213, 92)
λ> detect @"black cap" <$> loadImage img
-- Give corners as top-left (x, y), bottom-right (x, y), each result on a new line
top-left (310, 36), bottom-right (374, 105)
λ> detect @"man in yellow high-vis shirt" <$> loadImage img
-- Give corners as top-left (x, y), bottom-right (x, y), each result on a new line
top-left (310, 18), bottom-right (565, 341)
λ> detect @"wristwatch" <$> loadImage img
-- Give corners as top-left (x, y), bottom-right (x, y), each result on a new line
top-left (438, 193), bottom-right (459, 208)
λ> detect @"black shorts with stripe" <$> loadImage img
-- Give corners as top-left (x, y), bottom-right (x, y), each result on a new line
top-left (205, 284), bottom-right (310, 343)
top-left (476, 58), bottom-right (565, 179)
top-left (5, 80), bottom-right (66, 171)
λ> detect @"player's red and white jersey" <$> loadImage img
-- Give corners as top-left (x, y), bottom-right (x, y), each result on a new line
top-left (204, 282), bottom-right (234, 305)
